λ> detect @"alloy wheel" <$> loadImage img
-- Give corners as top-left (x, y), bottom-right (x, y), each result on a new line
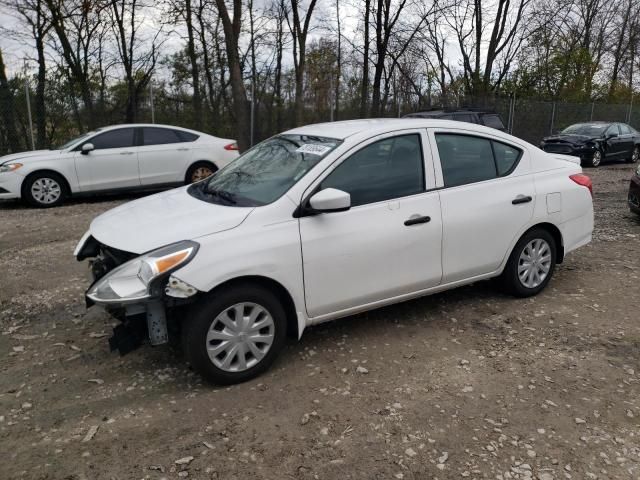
top-left (206, 302), bottom-right (275, 372)
top-left (517, 238), bottom-right (552, 289)
top-left (191, 166), bottom-right (213, 182)
top-left (591, 150), bottom-right (602, 167)
top-left (31, 177), bottom-right (62, 205)
top-left (632, 147), bottom-right (639, 163)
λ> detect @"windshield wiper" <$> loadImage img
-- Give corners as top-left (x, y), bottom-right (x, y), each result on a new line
top-left (208, 189), bottom-right (237, 205)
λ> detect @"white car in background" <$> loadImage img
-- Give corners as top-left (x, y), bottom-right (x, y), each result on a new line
top-left (0, 124), bottom-right (239, 207)
top-left (75, 119), bottom-right (594, 385)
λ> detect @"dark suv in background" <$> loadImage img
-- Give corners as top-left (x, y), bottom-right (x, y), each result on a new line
top-left (403, 109), bottom-right (506, 131)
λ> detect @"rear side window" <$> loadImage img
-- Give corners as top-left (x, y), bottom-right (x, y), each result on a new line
top-left (142, 127), bottom-right (183, 146)
top-left (620, 124), bottom-right (632, 135)
top-left (89, 128), bottom-right (135, 150)
top-left (176, 130), bottom-right (199, 142)
top-left (453, 114), bottom-right (475, 123)
top-left (481, 114), bottom-right (505, 130)
top-left (320, 134), bottom-right (425, 207)
top-left (435, 133), bottom-right (522, 187)
top-left (493, 141), bottom-right (522, 175)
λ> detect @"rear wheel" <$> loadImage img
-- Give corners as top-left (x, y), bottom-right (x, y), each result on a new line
top-left (627, 146), bottom-right (639, 164)
top-left (23, 172), bottom-right (67, 207)
top-left (186, 161), bottom-right (217, 184)
top-left (182, 284), bottom-right (287, 385)
top-left (500, 228), bottom-right (557, 297)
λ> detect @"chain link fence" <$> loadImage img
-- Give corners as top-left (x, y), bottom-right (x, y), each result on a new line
top-left (1, 84), bottom-right (637, 156)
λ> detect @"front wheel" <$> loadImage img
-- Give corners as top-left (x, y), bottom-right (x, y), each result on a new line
top-left (182, 284), bottom-right (287, 385)
top-left (627, 146), bottom-right (639, 164)
top-left (500, 228), bottom-right (557, 297)
top-left (587, 149), bottom-right (602, 168)
top-left (23, 172), bottom-right (67, 207)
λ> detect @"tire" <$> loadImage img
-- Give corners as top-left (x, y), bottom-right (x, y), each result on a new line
top-left (586, 149), bottom-right (602, 168)
top-left (182, 284), bottom-right (287, 385)
top-left (23, 171), bottom-right (67, 207)
top-left (185, 161), bottom-right (217, 184)
top-left (627, 146), bottom-right (639, 164)
top-left (500, 228), bottom-right (557, 298)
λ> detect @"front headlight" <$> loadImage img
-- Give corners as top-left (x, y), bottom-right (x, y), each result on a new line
top-left (0, 163), bottom-right (23, 173)
top-left (87, 240), bottom-right (199, 304)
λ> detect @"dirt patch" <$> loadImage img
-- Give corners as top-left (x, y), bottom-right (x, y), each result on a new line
top-left (1, 165), bottom-right (640, 479)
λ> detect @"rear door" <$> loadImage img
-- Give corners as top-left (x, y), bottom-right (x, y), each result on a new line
top-left (428, 128), bottom-right (534, 283)
top-left (73, 127), bottom-right (140, 191)
top-left (138, 127), bottom-right (194, 185)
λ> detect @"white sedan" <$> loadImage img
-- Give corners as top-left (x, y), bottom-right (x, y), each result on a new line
top-left (0, 124), bottom-right (238, 207)
top-left (75, 119), bottom-right (594, 384)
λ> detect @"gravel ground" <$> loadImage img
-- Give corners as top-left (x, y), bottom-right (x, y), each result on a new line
top-left (1, 164), bottom-right (639, 480)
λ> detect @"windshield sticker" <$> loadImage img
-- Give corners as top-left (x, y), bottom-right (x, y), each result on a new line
top-left (295, 144), bottom-right (333, 156)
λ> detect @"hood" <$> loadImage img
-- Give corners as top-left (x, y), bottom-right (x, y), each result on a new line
top-left (0, 149), bottom-right (61, 164)
top-left (90, 186), bottom-right (254, 254)
top-left (543, 134), bottom-right (596, 145)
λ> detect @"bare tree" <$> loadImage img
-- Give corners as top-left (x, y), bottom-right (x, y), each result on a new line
top-left (214, 0), bottom-right (250, 151)
top-left (289, 0), bottom-right (318, 125)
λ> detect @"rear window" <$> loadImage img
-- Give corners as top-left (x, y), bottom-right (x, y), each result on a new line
top-left (481, 114), bottom-right (505, 130)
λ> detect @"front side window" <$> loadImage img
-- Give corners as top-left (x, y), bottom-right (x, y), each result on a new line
top-left (320, 134), bottom-right (425, 207)
top-left (606, 124), bottom-right (620, 136)
top-left (435, 133), bottom-right (522, 187)
top-left (142, 127), bottom-right (182, 146)
top-left (619, 124), bottom-right (632, 135)
top-left (89, 128), bottom-right (135, 150)
top-left (189, 134), bottom-right (341, 207)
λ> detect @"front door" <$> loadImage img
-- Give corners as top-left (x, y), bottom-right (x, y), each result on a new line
top-left (74, 127), bottom-right (140, 191)
top-left (299, 131), bottom-right (443, 319)
top-left (429, 130), bottom-right (535, 283)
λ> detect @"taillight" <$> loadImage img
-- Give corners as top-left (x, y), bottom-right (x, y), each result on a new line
top-left (224, 142), bottom-right (239, 151)
top-left (570, 173), bottom-right (593, 197)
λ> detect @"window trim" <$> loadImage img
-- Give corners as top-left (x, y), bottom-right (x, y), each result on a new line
top-left (428, 128), bottom-right (526, 190)
top-left (297, 129), bottom-right (436, 215)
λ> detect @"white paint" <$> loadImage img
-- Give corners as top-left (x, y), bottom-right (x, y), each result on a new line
top-left (78, 118), bottom-right (594, 339)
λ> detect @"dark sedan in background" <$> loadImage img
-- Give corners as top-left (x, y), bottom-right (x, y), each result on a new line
top-left (540, 122), bottom-right (640, 167)
top-left (629, 166), bottom-right (640, 215)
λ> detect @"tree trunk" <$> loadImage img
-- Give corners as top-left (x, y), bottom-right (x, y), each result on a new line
top-left (185, 0), bottom-right (203, 129)
top-left (359, 0), bottom-right (371, 118)
top-left (215, 0), bottom-right (250, 151)
top-left (0, 50), bottom-right (21, 153)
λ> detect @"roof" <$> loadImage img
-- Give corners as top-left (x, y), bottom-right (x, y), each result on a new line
top-left (283, 118), bottom-right (498, 140)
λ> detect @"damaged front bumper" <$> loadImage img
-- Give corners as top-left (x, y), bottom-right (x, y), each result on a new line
top-left (76, 233), bottom-right (200, 354)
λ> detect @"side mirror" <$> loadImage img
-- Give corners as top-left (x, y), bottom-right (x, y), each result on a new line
top-left (308, 188), bottom-right (351, 213)
top-left (81, 143), bottom-right (94, 154)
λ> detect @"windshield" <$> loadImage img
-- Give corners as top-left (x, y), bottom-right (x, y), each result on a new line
top-left (54, 131), bottom-right (96, 150)
top-left (188, 134), bottom-right (342, 207)
top-left (561, 124), bottom-right (608, 136)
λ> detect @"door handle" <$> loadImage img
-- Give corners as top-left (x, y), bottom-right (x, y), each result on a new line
top-left (404, 215), bottom-right (431, 226)
top-left (512, 195), bottom-right (532, 205)
top-left (177, 147), bottom-right (190, 151)
top-left (120, 151), bottom-right (135, 155)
